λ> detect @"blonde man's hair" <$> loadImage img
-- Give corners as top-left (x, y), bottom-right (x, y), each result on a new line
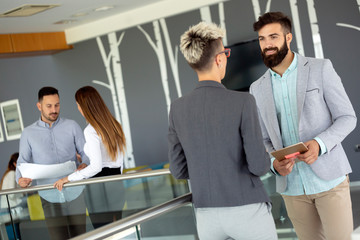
top-left (180, 22), bottom-right (225, 70)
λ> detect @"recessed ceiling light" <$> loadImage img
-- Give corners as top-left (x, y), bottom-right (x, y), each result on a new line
top-left (0, 4), bottom-right (59, 17)
top-left (94, 6), bottom-right (114, 12)
top-left (71, 12), bottom-right (88, 17)
top-left (54, 19), bottom-right (77, 25)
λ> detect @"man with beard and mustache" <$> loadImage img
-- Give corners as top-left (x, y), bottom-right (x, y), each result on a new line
top-left (250, 12), bottom-right (356, 240)
top-left (16, 87), bottom-right (90, 240)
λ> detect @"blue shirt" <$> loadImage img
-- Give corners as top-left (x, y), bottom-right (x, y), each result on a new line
top-left (270, 53), bottom-right (345, 196)
top-left (16, 117), bottom-right (90, 203)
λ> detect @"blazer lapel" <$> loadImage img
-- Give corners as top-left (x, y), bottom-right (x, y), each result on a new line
top-left (296, 55), bottom-right (309, 121)
top-left (259, 72), bottom-right (283, 149)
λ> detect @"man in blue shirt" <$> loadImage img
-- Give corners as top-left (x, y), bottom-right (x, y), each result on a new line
top-left (16, 87), bottom-right (90, 240)
top-left (250, 12), bottom-right (356, 240)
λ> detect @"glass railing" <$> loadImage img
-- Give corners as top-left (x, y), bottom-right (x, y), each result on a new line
top-left (261, 173), bottom-right (298, 239)
top-left (0, 166), bottom-right (299, 240)
top-left (71, 173), bottom-right (297, 240)
top-left (71, 193), bottom-right (194, 240)
top-left (0, 169), bottom-right (190, 240)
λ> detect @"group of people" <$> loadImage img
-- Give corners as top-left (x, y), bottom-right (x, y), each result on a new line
top-left (1, 10), bottom-right (355, 240)
top-left (14, 86), bottom-right (126, 239)
top-left (169, 11), bottom-right (356, 240)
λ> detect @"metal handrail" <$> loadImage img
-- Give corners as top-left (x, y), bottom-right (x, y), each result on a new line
top-left (71, 192), bottom-right (193, 240)
top-left (0, 168), bottom-right (171, 195)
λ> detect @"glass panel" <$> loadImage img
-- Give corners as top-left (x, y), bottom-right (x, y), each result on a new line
top-left (103, 226), bottom-right (140, 240)
top-left (0, 174), bottom-right (189, 240)
top-left (137, 203), bottom-right (197, 240)
top-left (261, 173), bottom-right (298, 240)
top-left (0, 192), bottom-right (28, 240)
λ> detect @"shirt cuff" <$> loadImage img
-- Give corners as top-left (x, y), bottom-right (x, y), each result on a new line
top-left (314, 137), bottom-right (327, 156)
top-left (68, 172), bottom-right (79, 182)
top-left (270, 157), bottom-right (281, 176)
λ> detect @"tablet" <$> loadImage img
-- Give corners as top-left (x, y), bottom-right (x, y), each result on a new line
top-left (270, 142), bottom-right (308, 161)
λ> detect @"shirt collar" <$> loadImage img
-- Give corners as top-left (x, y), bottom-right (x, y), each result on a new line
top-left (37, 116), bottom-right (61, 128)
top-left (270, 52), bottom-right (298, 78)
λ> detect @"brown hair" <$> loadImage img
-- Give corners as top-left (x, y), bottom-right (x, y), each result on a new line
top-left (38, 87), bottom-right (59, 102)
top-left (0, 152), bottom-right (19, 190)
top-left (253, 12), bottom-right (292, 34)
top-left (75, 86), bottom-right (126, 161)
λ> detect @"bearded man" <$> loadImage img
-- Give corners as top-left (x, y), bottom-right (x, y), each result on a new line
top-left (250, 12), bottom-right (356, 240)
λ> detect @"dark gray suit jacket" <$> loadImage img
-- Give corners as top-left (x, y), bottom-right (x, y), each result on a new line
top-left (168, 80), bottom-right (271, 208)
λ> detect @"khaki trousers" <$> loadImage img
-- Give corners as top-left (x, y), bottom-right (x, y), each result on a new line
top-left (282, 177), bottom-right (353, 240)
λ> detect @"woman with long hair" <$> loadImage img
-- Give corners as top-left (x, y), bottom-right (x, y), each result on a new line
top-left (54, 86), bottom-right (126, 187)
top-left (1, 152), bottom-right (22, 208)
top-left (54, 86), bottom-right (127, 228)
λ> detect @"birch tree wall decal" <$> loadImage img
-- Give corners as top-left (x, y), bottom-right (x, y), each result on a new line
top-left (289, 0), bottom-right (305, 56)
top-left (159, 19), bottom-right (182, 98)
top-left (200, 3), bottom-right (228, 46)
top-left (251, 0), bottom-right (272, 20)
top-left (200, 6), bottom-right (212, 22)
top-left (93, 32), bottom-right (136, 168)
top-left (218, 2), bottom-right (228, 46)
top-left (336, 0), bottom-right (360, 32)
top-left (306, 0), bottom-right (324, 58)
top-left (138, 21), bottom-right (172, 115)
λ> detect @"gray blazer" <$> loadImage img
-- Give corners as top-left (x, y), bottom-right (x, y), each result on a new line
top-left (168, 80), bottom-right (271, 208)
top-left (250, 54), bottom-right (357, 193)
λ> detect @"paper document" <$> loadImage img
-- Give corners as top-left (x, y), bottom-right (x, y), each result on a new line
top-left (18, 161), bottom-right (76, 179)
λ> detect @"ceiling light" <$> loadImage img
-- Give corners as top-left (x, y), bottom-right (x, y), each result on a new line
top-left (54, 19), bottom-right (77, 25)
top-left (71, 12), bottom-right (88, 17)
top-left (0, 4), bottom-right (59, 17)
top-left (94, 6), bottom-right (114, 12)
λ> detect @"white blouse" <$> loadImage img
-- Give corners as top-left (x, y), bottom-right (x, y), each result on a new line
top-left (68, 124), bottom-right (123, 182)
top-left (1, 171), bottom-right (22, 208)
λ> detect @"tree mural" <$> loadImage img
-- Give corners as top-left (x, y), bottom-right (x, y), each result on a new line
top-left (200, 3), bottom-right (228, 46)
top-left (306, 0), bottom-right (324, 58)
top-left (93, 32), bottom-right (136, 169)
top-left (336, 0), bottom-right (360, 32)
top-left (137, 4), bottom-right (228, 116)
top-left (137, 19), bottom-right (182, 115)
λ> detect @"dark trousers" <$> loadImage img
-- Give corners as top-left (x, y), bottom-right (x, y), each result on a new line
top-left (40, 193), bottom-right (87, 240)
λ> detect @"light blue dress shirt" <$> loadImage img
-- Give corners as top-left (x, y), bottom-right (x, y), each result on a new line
top-left (16, 117), bottom-right (90, 203)
top-left (270, 53), bottom-right (345, 196)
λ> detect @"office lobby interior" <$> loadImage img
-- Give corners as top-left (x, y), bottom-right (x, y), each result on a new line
top-left (0, 0), bottom-right (359, 239)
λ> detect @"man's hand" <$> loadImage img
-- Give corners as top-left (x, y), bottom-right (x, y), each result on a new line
top-left (18, 178), bottom-right (32, 188)
top-left (297, 139), bottom-right (320, 165)
top-left (273, 158), bottom-right (295, 176)
top-left (53, 177), bottom-right (69, 191)
top-left (76, 163), bottom-right (87, 171)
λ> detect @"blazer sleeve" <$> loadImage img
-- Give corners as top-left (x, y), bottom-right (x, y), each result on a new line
top-left (241, 95), bottom-right (271, 176)
top-left (168, 105), bottom-right (189, 179)
top-left (316, 59), bottom-right (357, 152)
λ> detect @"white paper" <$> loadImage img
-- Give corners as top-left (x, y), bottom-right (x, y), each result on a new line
top-left (18, 161), bottom-right (76, 180)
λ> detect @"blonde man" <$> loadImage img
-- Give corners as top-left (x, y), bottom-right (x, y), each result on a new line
top-left (168, 22), bottom-right (277, 240)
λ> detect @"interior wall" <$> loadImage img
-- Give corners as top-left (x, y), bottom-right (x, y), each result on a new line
top-left (0, 0), bottom-right (359, 179)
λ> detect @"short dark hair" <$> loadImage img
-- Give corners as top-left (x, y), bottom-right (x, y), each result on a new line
top-left (38, 87), bottom-right (59, 101)
top-left (253, 12), bottom-right (292, 34)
